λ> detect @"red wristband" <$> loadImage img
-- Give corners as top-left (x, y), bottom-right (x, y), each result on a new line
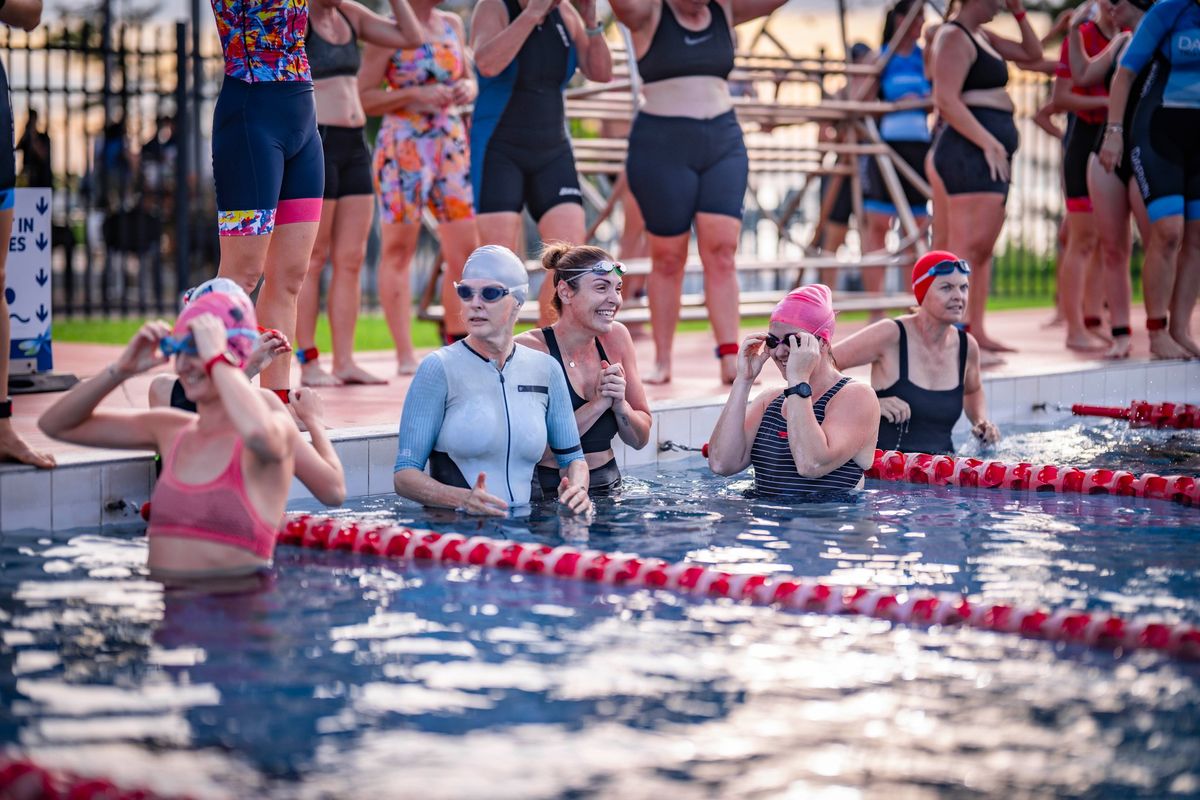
top-left (204, 352), bottom-right (237, 376)
top-left (1014, 10), bottom-right (1027, 20)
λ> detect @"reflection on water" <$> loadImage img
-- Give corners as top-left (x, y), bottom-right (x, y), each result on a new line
top-left (1, 431), bottom-right (1198, 798)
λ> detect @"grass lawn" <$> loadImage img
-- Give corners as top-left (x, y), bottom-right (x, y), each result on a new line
top-left (52, 296), bottom-right (1058, 350)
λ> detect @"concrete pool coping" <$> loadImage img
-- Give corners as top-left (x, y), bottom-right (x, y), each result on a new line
top-left (2, 356), bottom-right (1196, 533)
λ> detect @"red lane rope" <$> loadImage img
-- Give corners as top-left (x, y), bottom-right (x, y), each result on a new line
top-left (867, 449), bottom-right (1200, 508)
top-left (0, 757), bottom-right (185, 799)
top-left (277, 515), bottom-right (1200, 661)
top-left (1071, 401), bottom-right (1200, 429)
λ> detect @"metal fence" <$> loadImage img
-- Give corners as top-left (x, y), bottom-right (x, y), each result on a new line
top-left (0, 19), bottom-right (1071, 320)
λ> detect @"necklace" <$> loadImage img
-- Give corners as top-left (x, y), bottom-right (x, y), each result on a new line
top-left (568, 360), bottom-right (576, 368)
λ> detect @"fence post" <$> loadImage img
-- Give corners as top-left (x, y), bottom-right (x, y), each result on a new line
top-left (174, 21), bottom-right (190, 301)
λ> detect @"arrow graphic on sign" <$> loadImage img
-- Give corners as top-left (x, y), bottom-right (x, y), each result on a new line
top-left (35, 197), bottom-right (48, 215)
top-left (35, 268), bottom-right (47, 286)
top-left (34, 232), bottom-right (47, 251)
top-left (35, 304), bottom-right (47, 322)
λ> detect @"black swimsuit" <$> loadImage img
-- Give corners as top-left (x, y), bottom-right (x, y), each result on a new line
top-left (875, 320), bottom-right (967, 455)
top-left (306, 10), bottom-right (373, 200)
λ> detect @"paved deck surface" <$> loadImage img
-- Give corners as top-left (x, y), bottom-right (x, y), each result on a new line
top-left (7, 305), bottom-right (1195, 466)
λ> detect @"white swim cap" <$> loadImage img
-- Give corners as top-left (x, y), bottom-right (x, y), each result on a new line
top-left (181, 277), bottom-right (250, 310)
top-left (462, 245), bottom-right (529, 304)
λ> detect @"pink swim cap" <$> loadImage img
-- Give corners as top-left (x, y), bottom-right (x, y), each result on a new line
top-left (769, 284), bottom-right (836, 341)
top-left (173, 291), bottom-right (258, 367)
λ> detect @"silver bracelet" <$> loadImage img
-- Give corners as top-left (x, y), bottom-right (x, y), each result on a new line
top-left (585, 21), bottom-right (604, 36)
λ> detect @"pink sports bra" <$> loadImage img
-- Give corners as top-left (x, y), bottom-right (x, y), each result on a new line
top-left (148, 425), bottom-right (280, 560)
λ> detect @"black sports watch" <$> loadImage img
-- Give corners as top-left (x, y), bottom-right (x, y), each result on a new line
top-left (0, 398), bottom-right (11, 419)
top-left (783, 382), bottom-right (813, 399)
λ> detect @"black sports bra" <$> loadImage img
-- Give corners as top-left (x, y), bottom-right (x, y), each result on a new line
top-left (637, 0), bottom-right (735, 84)
top-left (949, 21), bottom-right (1008, 92)
top-left (306, 9), bottom-right (361, 81)
top-left (542, 327), bottom-right (620, 454)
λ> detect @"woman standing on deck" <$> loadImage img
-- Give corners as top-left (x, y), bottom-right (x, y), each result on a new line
top-left (360, 0), bottom-right (477, 373)
top-left (469, 0), bottom-right (612, 325)
top-left (294, 0), bottom-right (422, 387)
top-left (929, 0), bottom-right (1041, 354)
top-left (611, 0), bottom-right (789, 385)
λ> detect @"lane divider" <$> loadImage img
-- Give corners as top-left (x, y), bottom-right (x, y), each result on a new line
top-left (278, 515), bottom-right (1200, 661)
top-left (1070, 401), bottom-right (1199, 429)
top-left (868, 449), bottom-right (1199, 508)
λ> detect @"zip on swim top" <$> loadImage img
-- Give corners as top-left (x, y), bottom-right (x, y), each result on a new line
top-left (878, 45), bottom-right (932, 142)
top-left (749, 377), bottom-right (865, 498)
top-left (1120, 0), bottom-right (1200, 109)
top-left (637, 0), bottom-right (735, 84)
top-left (212, 0), bottom-right (311, 83)
top-left (394, 340), bottom-right (584, 507)
top-left (307, 7), bottom-right (361, 81)
top-left (875, 319), bottom-right (967, 456)
top-left (947, 20), bottom-right (1009, 92)
top-left (541, 326), bottom-right (620, 454)
top-left (148, 423), bottom-right (280, 561)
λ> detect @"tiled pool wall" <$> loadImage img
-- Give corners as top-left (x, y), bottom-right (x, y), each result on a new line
top-left (3, 359), bottom-right (1198, 532)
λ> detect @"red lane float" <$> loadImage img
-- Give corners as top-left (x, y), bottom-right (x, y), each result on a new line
top-left (278, 515), bottom-right (1200, 661)
top-left (867, 449), bottom-right (1200, 508)
top-left (0, 757), bottom-right (181, 799)
top-left (1071, 401), bottom-right (1200, 429)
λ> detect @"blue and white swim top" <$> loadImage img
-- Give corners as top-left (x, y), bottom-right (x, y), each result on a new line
top-left (394, 340), bottom-right (584, 507)
top-left (878, 45), bottom-right (932, 142)
top-left (1120, 0), bottom-right (1200, 109)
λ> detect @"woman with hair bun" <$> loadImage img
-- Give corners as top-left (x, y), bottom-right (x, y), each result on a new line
top-left (516, 242), bottom-right (652, 497)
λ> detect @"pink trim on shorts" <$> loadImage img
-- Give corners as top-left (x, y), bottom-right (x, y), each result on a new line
top-left (1065, 196), bottom-right (1093, 214)
top-left (275, 197), bottom-right (323, 226)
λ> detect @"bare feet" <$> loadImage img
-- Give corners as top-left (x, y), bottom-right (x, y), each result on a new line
top-left (719, 354), bottom-right (738, 385)
top-left (1065, 329), bottom-right (1110, 351)
top-left (396, 357), bottom-right (420, 376)
top-left (1040, 311), bottom-right (1065, 328)
top-left (1169, 326), bottom-right (1200, 359)
top-left (300, 361), bottom-right (342, 387)
top-left (644, 363), bottom-right (671, 385)
top-left (973, 335), bottom-right (1017, 353)
top-left (980, 350), bottom-right (1006, 368)
top-left (334, 363), bottom-right (389, 385)
top-left (1149, 330), bottom-right (1190, 360)
top-left (1103, 335), bottom-right (1132, 360)
top-left (0, 421), bottom-right (55, 469)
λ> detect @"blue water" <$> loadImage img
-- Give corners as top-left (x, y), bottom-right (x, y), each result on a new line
top-left (1, 420), bottom-right (1198, 798)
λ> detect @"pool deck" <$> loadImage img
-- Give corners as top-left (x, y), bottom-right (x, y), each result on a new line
top-left (2, 305), bottom-right (1198, 531)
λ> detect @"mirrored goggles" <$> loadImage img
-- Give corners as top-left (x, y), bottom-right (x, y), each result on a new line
top-left (454, 282), bottom-right (515, 303)
top-left (160, 327), bottom-right (258, 357)
top-left (560, 261), bottom-right (626, 280)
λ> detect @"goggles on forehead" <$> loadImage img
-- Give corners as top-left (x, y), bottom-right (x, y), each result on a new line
top-left (160, 328), bottom-right (258, 357)
top-left (914, 258), bottom-right (971, 288)
top-left (455, 282), bottom-right (516, 303)
top-left (560, 261), bottom-right (626, 280)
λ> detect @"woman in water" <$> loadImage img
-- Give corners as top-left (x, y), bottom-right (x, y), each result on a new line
top-left (293, 0), bottom-right (421, 386)
top-left (515, 242), bottom-right (652, 497)
top-left (360, 0), bottom-right (478, 371)
top-left (1100, 0), bottom-right (1200, 358)
top-left (611, 0), bottom-right (788, 384)
top-left (469, 0), bottom-right (612, 324)
top-left (393, 245), bottom-right (592, 516)
top-left (707, 284), bottom-right (880, 498)
top-left (929, 0), bottom-right (1041, 353)
top-left (38, 291), bottom-right (346, 579)
top-left (834, 250), bottom-right (999, 455)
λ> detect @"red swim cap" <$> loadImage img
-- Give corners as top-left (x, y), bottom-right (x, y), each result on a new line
top-left (911, 250), bottom-right (963, 306)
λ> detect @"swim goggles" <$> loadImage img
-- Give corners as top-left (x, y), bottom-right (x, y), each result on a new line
top-left (454, 282), bottom-right (517, 303)
top-left (764, 332), bottom-right (800, 349)
top-left (560, 261), bottom-right (626, 279)
top-left (159, 328), bottom-right (258, 357)
top-left (913, 258), bottom-right (971, 289)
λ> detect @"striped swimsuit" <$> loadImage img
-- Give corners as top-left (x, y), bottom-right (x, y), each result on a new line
top-left (749, 377), bottom-right (865, 498)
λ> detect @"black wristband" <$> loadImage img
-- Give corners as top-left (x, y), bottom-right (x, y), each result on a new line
top-left (783, 382), bottom-right (813, 399)
top-left (0, 398), bottom-right (11, 419)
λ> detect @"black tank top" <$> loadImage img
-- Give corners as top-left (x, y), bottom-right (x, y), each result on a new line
top-left (637, 0), bottom-right (735, 84)
top-left (306, 9), bottom-right (361, 80)
top-left (542, 327), bottom-right (620, 454)
top-left (948, 21), bottom-right (1008, 91)
top-left (495, 0), bottom-right (574, 145)
top-left (749, 377), bottom-right (865, 498)
top-left (875, 320), bottom-right (967, 455)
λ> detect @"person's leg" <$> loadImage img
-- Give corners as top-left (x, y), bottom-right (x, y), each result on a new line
top-left (296, 198), bottom-right (341, 386)
top-left (695, 212), bottom-right (742, 384)
top-left (644, 231), bottom-right (690, 384)
top-left (1088, 159), bottom-right (1134, 359)
top-left (925, 146), bottom-right (949, 251)
top-left (817, 222), bottom-right (848, 288)
top-left (475, 211), bottom-right (522, 253)
top-left (616, 178), bottom-right (649, 337)
top-left (257, 220), bottom-right (320, 391)
top-left (946, 192), bottom-right (1009, 351)
top-left (536, 202), bottom-right (586, 324)
top-left (377, 221), bottom-right (423, 374)
top-left (436, 218), bottom-right (479, 339)
top-left (327, 194), bottom-right (386, 383)
top-left (1169, 218), bottom-right (1200, 357)
top-left (1060, 210), bottom-right (1107, 350)
top-left (1141, 215), bottom-right (1188, 359)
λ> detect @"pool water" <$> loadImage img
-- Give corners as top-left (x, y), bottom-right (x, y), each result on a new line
top-left (1, 421), bottom-right (1198, 798)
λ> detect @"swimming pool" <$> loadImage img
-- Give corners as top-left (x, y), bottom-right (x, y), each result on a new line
top-left (2, 420), bottom-right (1198, 798)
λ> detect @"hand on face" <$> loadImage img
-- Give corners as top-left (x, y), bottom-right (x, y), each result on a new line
top-left (188, 314), bottom-right (229, 361)
top-left (737, 334), bottom-right (772, 383)
top-left (784, 331), bottom-right (822, 385)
